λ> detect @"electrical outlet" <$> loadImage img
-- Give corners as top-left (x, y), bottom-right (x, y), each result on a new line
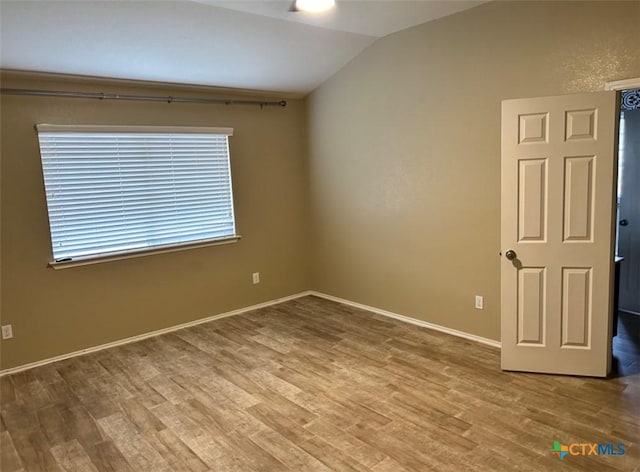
top-left (475, 295), bottom-right (484, 310)
top-left (252, 272), bottom-right (260, 284)
top-left (2, 324), bottom-right (13, 339)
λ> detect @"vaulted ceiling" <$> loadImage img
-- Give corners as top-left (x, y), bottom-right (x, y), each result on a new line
top-left (0, 1), bottom-right (483, 95)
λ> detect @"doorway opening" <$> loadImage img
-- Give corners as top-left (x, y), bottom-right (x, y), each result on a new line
top-left (612, 87), bottom-right (640, 376)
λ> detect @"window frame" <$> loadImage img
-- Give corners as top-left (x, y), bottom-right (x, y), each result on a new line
top-left (36, 124), bottom-right (241, 269)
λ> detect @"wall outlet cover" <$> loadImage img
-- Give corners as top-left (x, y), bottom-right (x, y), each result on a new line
top-left (2, 324), bottom-right (13, 339)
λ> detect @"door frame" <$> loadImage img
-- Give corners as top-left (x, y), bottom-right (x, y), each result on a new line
top-left (598, 77), bottom-right (638, 373)
top-left (604, 77), bottom-right (640, 92)
top-left (606, 77), bottom-right (640, 319)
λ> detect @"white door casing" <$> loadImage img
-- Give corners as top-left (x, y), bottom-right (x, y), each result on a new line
top-left (501, 92), bottom-right (618, 377)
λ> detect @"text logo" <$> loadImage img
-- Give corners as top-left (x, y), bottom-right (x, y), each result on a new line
top-left (550, 441), bottom-right (625, 460)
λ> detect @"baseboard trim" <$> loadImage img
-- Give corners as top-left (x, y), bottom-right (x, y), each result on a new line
top-left (619, 309), bottom-right (640, 317)
top-left (2, 289), bottom-right (500, 376)
top-left (309, 291), bottom-right (502, 349)
top-left (0, 291), bottom-right (313, 377)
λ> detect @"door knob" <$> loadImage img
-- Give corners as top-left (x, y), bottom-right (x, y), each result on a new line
top-left (620, 219), bottom-right (628, 226)
top-left (505, 250), bottom-right (517, 261)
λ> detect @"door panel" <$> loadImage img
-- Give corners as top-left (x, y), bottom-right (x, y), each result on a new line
top-left (566, 109), bottom-right (596, 141)
top-left (518, 159), bottom-right (547, 241)
top-left (519, 113), bottom-right (548, 144)
top-left (563, 156), bottom-right (595, 241)
top-left (501, 92), bottom-right (617, 377)
top-left (561, 267), bottom-right (591, 347)
top-left (517, 267), bottom-right (545, 345)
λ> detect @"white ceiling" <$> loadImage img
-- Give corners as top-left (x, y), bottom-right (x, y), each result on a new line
top-left (198, 1), bottom-right (483, 37)
top-left (0, 0), bottom-right (483, 95)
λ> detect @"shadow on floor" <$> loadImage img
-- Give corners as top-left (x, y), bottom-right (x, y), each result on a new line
top-left (611, 311), bottom-right (640, 378)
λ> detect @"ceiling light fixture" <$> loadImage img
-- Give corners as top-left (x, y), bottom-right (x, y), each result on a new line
top-left (295, 0), bottom-right (336, 13)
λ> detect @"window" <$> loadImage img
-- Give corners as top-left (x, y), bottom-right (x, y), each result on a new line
top-left (36, 125), bottom-right (238, 266)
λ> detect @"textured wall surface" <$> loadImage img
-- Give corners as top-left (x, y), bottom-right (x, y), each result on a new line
top-left (307, 0), bottom-right (640, 341)
top-left (0, 74), bottom-right (310, 369)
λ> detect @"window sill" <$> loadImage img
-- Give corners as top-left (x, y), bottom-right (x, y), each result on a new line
top-left (48, 235), bottom-right (242, 270)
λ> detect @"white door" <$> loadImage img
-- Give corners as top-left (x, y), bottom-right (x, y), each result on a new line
top-left (501, 92), bottom-right (618, 377)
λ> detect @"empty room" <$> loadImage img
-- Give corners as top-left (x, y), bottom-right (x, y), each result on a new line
top-left (1, 0), bottom-right (639, 470)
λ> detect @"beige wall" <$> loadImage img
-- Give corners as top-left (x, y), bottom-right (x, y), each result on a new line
top-left (0, 74), bottom-right (310, 369)
top-left (2, 1), bottom-right (639, 370)
top-left (307, 1), bottom-right (640, 341)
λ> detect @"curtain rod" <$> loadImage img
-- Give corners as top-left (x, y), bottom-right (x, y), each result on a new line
top-left (0, 88), bottom-right (287, 108)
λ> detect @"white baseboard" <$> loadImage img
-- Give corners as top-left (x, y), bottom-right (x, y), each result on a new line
top-left (0, 291), bottom-right (313, 377)
top-left (619, 308), bottom-right (640, 317)
top-left (308, 291), bottom-right (501, 349)
top-left (1, 289), bottom-right (500, 377)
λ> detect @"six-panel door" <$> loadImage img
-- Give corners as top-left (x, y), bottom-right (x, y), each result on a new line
top-left (501, 92), bottom-right (617, 377)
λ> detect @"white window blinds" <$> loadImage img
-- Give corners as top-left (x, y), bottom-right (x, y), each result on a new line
top-left (36, 125), bottom-right (237, 262)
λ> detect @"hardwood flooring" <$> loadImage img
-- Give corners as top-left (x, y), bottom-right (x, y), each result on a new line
top-left (1, 295), bottom-right (639, 471)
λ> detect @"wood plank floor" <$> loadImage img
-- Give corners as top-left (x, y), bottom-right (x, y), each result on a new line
top-left (1, 295), bottom-right (639, 471)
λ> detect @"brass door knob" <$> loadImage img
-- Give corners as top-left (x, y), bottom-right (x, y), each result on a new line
top-left (505, 250), bottom-right (517, 261)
